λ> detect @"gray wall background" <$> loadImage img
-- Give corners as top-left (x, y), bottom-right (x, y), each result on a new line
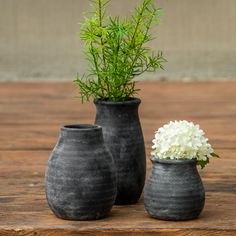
top-left (0, 0), bottom-right (236, 81)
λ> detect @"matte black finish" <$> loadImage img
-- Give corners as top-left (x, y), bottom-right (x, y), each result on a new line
top-left (45, 124), bottom-right (117, 220)
top-left (144, 157), bottom-right (205, 221)
top-left (94, 98), bottom-right (146, 205)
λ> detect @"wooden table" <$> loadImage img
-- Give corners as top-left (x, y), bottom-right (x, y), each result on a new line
top-left (0, 81), bottom-right (235, 236)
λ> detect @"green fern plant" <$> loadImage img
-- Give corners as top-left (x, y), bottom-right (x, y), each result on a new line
top-left (75, 0), bottom-right (166, 102)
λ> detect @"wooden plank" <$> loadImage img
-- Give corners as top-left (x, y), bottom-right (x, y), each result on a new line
top-left (0, 81), bottom-right (236, 235)
top-left (1, 81), bottom-right (236, 103)
top-left (0, 81), bottom-right (236, 150)
top-left (0, 149), bottom-right (235, 235)
top-left (0, 121), bottom-right (235, 150)
top-left (1, 229), bottom-right (236, 236)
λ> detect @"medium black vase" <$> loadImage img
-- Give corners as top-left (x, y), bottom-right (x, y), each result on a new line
top-left (94, 98), bottom-right (146, 205)
top-left (45, 124), bottom-right (117, 220)
top-left (144, 157), bottom-right (205, 221)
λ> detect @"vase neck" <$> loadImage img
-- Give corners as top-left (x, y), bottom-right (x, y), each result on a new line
top-left (94, 98), bottom-right (141, 123)
top-left (60, 124), bottom-right (104, 145)
top-left (151, 159), bottom-right (197, 172)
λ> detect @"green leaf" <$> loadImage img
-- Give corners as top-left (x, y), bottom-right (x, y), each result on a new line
top-left (211, 153), bottom-right (220, 158)
top-left (197, 158), bottom-right (209, 169)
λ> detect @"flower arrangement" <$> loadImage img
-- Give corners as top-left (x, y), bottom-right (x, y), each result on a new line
top-left (151, 120), bottom-right (219, 168)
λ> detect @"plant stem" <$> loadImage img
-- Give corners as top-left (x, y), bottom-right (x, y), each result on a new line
top-left (128, 3), bottom-right (156, 78)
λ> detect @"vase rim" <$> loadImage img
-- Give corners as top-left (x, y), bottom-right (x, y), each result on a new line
top-left (61, 124), bottom-right (102, 132)
top-left (94, 97), bottom-right (141, 105)
top-left (151, 156), bottom-right (197, 164)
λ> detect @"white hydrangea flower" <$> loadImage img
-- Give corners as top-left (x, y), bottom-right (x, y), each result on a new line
top-left (151, 120), bottom-right (218, 167)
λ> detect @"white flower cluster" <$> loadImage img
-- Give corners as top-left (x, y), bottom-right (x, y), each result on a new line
top-left (151, 120), bottom-right (214, 161)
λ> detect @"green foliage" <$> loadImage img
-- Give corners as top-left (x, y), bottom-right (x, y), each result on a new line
top-left (197, 153), bottom-right (220, 169)
top-left (197, 158), bottom-right (210, 169)
top-left (74, 0), bottom-right (166, 102)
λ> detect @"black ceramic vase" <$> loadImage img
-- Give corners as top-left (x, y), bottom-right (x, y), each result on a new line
top-left (144, 157), bottom-right (205, 221)
top-left (45, 124), bottom-right (117, 220)
top-left (94, 98), bottom-right (146, 205)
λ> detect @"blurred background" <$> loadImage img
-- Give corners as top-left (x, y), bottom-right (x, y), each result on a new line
top-left (0, 0), bottom-right (236, 81)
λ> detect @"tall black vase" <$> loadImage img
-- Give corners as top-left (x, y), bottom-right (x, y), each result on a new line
top-left (94, 98), bottom-right (146, 205)
top-left (45, 124), bottom-right (117, 220)
top-left (144, 158), bottom-right (205, 221)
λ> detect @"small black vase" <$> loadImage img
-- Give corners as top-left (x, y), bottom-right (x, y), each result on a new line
top-left (144, 157), bottom-right (205, 221)
top-left (45, 124), bottom-right (117, 220)
top-left (94, 98), bottom-right (146, 205)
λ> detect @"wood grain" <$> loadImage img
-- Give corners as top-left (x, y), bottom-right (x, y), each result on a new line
top-left (0, 81), bottom-right (235, 235)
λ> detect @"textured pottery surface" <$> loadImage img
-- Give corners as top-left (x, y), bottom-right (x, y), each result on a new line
top-left (94, 98), bottom-right (146, 205)
top-left (144, 158), bottom-right (205, 221)
top-left (45, 124), bottom-right (117, 220)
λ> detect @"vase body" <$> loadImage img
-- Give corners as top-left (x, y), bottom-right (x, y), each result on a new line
top-left (94, 98), bottom-right (146, 205)
top-left (144, 158), bottom-right (205, 221)
top-left (45, 124), bottom-right (117, 220)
